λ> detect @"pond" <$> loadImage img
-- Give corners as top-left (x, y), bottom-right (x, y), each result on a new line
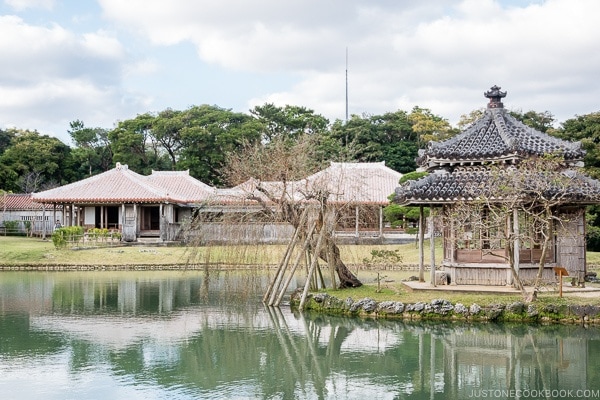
top-left (1, 271), bottom-right (599, 400)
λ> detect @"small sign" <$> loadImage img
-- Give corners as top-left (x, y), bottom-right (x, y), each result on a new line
top-left (553, 267), bottom-right (569, 298)
top-left (553, 267), bottom-right (569, 277)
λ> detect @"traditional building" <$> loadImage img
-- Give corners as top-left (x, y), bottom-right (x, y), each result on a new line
top-left (0, 193), bottom-right (63, 236)
top-left (31, 161), bottom-right (404, 244)
top-left (197, 162), bottom-right (405, 244)
top-left (31, 163), bottom-right (214, 242)
top-left (395, 86), bottom-right (600, 286)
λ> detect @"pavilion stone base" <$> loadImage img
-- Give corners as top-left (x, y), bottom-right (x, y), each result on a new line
top-left (443, 264), bottom-right (557, 286)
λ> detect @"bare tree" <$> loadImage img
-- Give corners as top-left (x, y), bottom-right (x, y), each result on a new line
top-left (221, 135), bottom-right (363, 290)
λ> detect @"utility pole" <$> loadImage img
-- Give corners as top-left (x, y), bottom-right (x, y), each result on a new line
top-left (345, 47), bottom-right (348, 122)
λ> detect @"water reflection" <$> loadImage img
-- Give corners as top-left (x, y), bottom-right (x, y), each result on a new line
top-left (0, 271), bottom-right (599, 399)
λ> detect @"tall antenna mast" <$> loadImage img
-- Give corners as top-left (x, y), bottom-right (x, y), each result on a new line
top-left (345, 47), bottom-right (349, 122)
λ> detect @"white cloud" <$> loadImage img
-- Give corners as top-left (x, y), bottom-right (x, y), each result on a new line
top-left (97, 0), bottom-right (600, 124)
top-left (4, 0), bottom-right (54, 11)
top-left (2, 0), bottom-right (599, 142)
top-left (0, 14), bottom-right (143, 140)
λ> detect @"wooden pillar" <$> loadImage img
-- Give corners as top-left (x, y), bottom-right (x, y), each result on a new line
top-left (41, 207), bottom-right (46, 239)
top-left (121, 203), bottom-right (125, 230)
top-left (134, 203), bottom-right (138, 237)
top-left (100, 205), bottom-right (104, 229)
top-left (512, 208), bottom-right (520, 285)
top-left (355, 205), bottom-right (359, 238)
top-left (419, 205), bottom-right (425, 282)
top-left (71, 203), bottom-right (76, 227)
top-left (430, 207), bottom-right (436, 287)
top-left (379, 205), bottom-right (383, 237)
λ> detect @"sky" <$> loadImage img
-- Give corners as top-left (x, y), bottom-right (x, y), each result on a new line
top-left (1, 0), bottom-right (599, 144)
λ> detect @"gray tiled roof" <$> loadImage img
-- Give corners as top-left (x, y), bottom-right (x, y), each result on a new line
top-left (395, 167), bottom-right (600, 205)
top-left (419, 108), bottom-right (584, 168)
top-left (396, 86), bottom-right (598, 206)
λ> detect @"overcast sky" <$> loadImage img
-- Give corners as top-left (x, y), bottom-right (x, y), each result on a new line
top-left (1, 0), bottom-right (599, 144)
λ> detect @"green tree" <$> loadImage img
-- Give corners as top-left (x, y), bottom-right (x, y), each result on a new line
top-left (151, 108), bottom-right (185, 169)
top-left (554, 111), bottom-right (600, 178)
top-left (108, 113), bottom-right (169, 175)
top-left (178, 105), bottom-right (263, 185)
top-left (509, 109), bottom-right (555, 133)
top-left (326, 110), bottom-right (419, 173)
top-left (383, 171), bottom-right (429, 228)
top-left (0, 129), bottom-right (72, 192)
top-left (250, 104), bottom-right (329, 143)
top-left (408, 106), bottom-right (456, 145)
top-left (0, 129), bottom-right (15, 156)
top-left (68, 120), bottom-right (113, 177)
top-left (457, 109), bottom-right (485, 130)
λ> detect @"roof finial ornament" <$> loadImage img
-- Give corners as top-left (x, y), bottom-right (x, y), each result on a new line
top-left (484, 85), bottom-right (507, 109)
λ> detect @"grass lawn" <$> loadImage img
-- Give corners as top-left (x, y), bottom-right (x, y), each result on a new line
top-left (0, 236), bottom-right (441, 266)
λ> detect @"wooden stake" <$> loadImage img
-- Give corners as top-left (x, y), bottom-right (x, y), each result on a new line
top-left (263, 207), bottom-right (308, 303)
top-left (299, 227), bottom-right (327, 310)
top-left (273, 221), bottom-right (317, 306)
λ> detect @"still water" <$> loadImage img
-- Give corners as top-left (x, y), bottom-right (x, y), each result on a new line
top-left (0, 271), bottom-right (599, 400)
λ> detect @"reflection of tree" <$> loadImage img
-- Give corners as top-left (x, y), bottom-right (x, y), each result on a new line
top-left (0, 314), bottom-right (64, 357)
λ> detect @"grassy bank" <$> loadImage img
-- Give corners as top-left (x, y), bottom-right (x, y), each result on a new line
top-left (0, 236), bottom-right (441, 267)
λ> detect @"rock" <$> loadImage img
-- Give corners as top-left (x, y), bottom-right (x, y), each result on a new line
top-left (378, 301), bottom-right (405, 314)
top-left (430, 299), bottom-right (453, 314)
top-left (469, 304), bottom-right (481, 315)
top-left (350, 298), bottom-right (377, 313)
top-left (527, 304), bottom-right (538, 318)
top-left (454, 303), bottom-right (468, 315)
top-left (543, 304), bottom-right (560, 315)
top-left (407, 302), bottom-right (426, 312)
top-left (313, 293), bottom-right (329, 303)
top-left (507, 301), bottom-right (525, 314)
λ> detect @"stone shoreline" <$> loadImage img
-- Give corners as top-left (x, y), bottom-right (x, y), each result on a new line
top-left (290, 291), bottom-right (600, 325)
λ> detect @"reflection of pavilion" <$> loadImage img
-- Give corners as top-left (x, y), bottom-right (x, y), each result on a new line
top-left (439, 327), bottom-right (588, 398)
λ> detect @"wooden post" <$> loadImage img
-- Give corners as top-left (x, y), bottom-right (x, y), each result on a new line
top-left (355, 206), bottom-right (359, 238)
top-left (299, 227), bottom-right (327, 310)
top-left (264, 208), bottom-right (308, 304)
top-left (553, 267), bottom-right (569, 298)
top-left (274, 222), bottom-right (317, 306)
top-left (430, 208), bottom-right (436, 287)
top-left (419, 206), bottom-right (425, 282)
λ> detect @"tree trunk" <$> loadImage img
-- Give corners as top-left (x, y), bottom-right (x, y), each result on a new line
top-left (320, 238), bottom-right (362, 288)
top-left (531, 207), bottom-right (552, 301)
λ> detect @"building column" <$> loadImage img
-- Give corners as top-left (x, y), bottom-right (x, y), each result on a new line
top-left (355, 206), bottom-right (359, 238)
top-left (419, 205), bottom-right (425, 282)
top-left (430, 207), bottom-right (436, 287)
top-left (379, 206), bottom-right (383, 237)
top-left (512, 208), bottom-right (520, 286)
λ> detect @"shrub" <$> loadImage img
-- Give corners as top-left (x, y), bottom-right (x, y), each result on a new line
top-left (51, 226), bottom-right (84, 249)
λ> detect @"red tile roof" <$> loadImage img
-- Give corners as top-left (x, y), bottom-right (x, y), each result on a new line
top-left (300, 162), bottom-right (403, 205)
top-left (146, 170), bottom-right (215, 203)
top-left (31, 162), bottom-right (403, 207)
top-left (213, 162), bottom-right (402, 206)
top-left (1, 193), bottom-right (59, 211)
top-left (32, 163), bottom-right (213, 205)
